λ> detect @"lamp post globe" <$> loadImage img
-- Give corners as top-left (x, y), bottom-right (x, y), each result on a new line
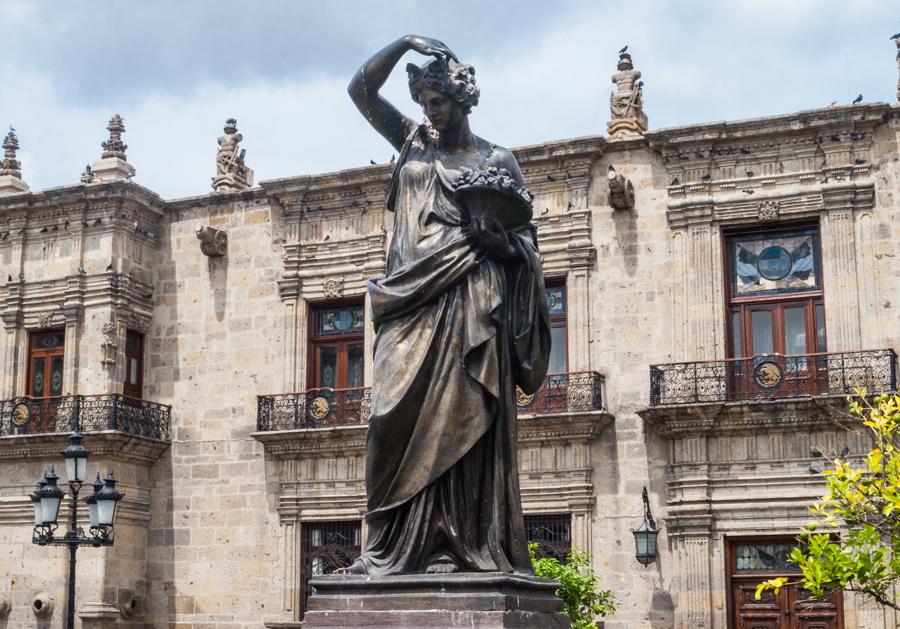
top-left (61, 432), bottom-right (90, 484)
top-left (85, 474), bottom-right (103, 530)
top-left (95, 472), bottom-right (124, 528)
top-left (37, 468), bottom-right (64, 526)
top-left (30, 474), bottom-right (48, 526)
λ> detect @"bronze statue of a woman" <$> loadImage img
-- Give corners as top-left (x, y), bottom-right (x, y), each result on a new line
top-left (346, 35), bottom-right (550, 576)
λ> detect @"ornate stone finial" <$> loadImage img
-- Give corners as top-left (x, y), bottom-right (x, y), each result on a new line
top-left (196, 225), bottom-right (227, 256)
top-left (212, 118), bottom-right (254, 193)
top-left (90, 114), bottom-right (136, 182)
top-left (895, 35), bottom-right (900, 102)
top-left (607, 164), bottom-right (635, 210)
top-left (608, 52), bottom-right (648, 140)
top-left (79, 164), bottom-right (95, 184)
top-left (101, 114), bottom-right (128, 160)
top-left (0, 127), bottom-right (29, 195)
top-left (1, 128), bottom-right (22, 177)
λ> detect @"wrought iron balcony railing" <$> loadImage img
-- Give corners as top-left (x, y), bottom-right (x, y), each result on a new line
top-left (649, 349), bottom-right (898, 406)
top-left (0, 394), bottom-right (171, 440)
top-left (256, 371), bottom-right (606, 431)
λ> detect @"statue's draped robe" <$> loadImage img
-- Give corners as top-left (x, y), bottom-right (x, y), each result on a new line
top-left (358, 126), bottom-right (550, 575)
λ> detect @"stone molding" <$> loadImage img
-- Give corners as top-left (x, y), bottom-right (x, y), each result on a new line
top-left (665, 178), bottom-right (875, 229)
top-left (639, 395), bottom-right (849, 439)
top-left (2, 272), bottom-right (154, 331)
top-left (0, 430), bottom-right (170, 464)
top-left (534, 210), bottom-right (596, 275)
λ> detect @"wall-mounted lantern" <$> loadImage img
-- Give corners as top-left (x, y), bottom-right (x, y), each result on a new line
top-left (632, 486), bottom-right (660, 566)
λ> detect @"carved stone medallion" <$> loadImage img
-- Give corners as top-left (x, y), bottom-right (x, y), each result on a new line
top-left (757, 200), bottom-right (780, 222)
top-left (323, 278), bottom-right (344, 299)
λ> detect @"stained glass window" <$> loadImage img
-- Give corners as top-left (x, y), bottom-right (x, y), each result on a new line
top-left (310, 301), bottom-right (366, 390)
top-left (317, 307), bottom-right (364, 336)
top-left (545, 282), bottom-right (567, 374)
top-left (734, 542), bottom-right (797, 571)
top-left (546, 286), bottom-right (566, 316)
top-left (730, 229), bottom-right (820, 297)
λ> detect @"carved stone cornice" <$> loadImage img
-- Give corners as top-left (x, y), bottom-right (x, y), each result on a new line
top-left (0, 180), bottom-right (165, 218)
top-left (515, 135), bottom-right (605, 210)
top-left (665, 179), bottom-right (875, 229)
top-left (0, 430), bottom-right (170, 464)
top-left (260, 165), bottom-right (392, 224)
top-left (251, 425), bottom-right (367, 459)
top-left (648, 104), bottom-right (886, 228)
top-left (518, 409), bottom-right (612, 443)
top-left (533, 209), bottom-right (596, 275)
top-left (1, 271), bottom-right (154, 330)
top-left (646, 103), bottom-right (889, 150)
top-left (277, 233), bottom-right (386, 302)
top-left (639, 395), bottom-right (851, 439)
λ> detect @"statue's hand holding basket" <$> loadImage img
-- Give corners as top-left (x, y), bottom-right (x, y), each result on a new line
top-left (453, 167), bottom-right (534, 259)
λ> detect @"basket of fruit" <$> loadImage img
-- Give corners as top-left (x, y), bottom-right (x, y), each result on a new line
top-left (452, 167), bottom-right (534, 229)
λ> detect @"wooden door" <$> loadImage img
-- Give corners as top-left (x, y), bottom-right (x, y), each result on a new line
top-left (729, 538), bottom-right (842, 629)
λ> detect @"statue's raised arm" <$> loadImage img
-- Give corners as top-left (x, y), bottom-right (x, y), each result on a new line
top-left (348, 34), bottom-right (459, 152)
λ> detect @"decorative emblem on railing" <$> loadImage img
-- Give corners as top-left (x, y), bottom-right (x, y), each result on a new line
top-left (752, 361), bottom-right (783, 391)
top-left (1, 394), bottom-right (171, 440)
top-left (515, 387), bottom-right (535, 407)
top-left (309, 396), bottom-right (331, 421)
top-left (649, 349), bottom-right (898, 406)
top-left (257, 371), bottom-right (606, 431)
top-left (11, 401), bottom-right (30, 427)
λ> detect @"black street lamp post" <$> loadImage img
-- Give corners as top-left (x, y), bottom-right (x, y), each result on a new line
top-left (29, 432), bottom-right (124, 629)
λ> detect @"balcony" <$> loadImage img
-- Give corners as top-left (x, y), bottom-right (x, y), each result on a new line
top-left (649, 349), bottom-right (897, 406)
top-left (0, 394), bottom-right (171, 441)
top-left (256, 371), bottom-right (606, 431)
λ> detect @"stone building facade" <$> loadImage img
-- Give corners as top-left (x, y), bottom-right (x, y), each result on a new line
top-left (0, 57), bottom-right (899, 629)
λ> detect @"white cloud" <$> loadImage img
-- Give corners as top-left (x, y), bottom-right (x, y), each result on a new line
top-left (1, 0), bottom-right (897, 198)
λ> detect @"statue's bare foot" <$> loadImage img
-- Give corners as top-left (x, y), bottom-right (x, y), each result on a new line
top-left (425, 555), bottom-right (459, 574)
top-left (336, 559), bottom-right (368, 575)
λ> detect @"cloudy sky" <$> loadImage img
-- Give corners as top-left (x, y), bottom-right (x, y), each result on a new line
top-left (0, 0), bottom-right (897, 199)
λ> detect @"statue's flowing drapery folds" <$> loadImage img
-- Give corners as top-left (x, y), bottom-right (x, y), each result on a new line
top-left (358, 126), bottom-right (551, 576)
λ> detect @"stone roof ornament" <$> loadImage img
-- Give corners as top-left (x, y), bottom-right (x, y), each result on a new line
top-left (212, 118), bottom-right (254, 193)
top-left (90, 114), bottom-right (136, 182)
top-left (79, 164), bottom-right (95, 184)
top-left (894, 33), bottom-right (900, 102)
top-left (101, 114), bottom-right (128, 159)
top-left (0, 127), bottom-right (29, 196)
top-left (608, 51), bottom-right (648, 140)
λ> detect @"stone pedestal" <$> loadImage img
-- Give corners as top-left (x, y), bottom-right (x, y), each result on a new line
top-left (90, 157), bottom-right (135, 182)
top-left (0, 174), bottom-right (29, 196)
top-left (303, 572), bottom-right (571, 628)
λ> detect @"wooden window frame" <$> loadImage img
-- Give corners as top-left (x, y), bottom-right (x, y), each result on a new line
top-left (723, 223), bottom-right (826, 361)
top-left (306, 298), bottom-right (365, 391)
top-left (545, 278), bottom-right (568, 375)
top-left (123, 330), bottom-right (144, 399)
top-left (26, 329), bottom-right (66, 399)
